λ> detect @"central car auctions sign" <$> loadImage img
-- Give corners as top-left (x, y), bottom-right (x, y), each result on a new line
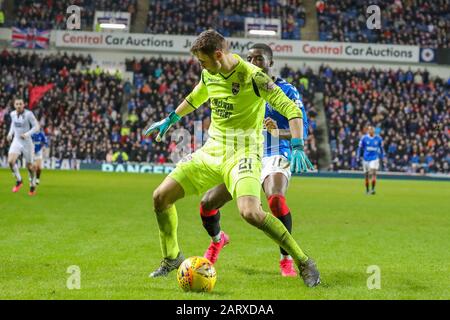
top-left (299, 42), bottom-right (419, 62)
top-left (55, 31), bottom-right (420, 63)
top-left (56, 31), bottom-right (187, 52)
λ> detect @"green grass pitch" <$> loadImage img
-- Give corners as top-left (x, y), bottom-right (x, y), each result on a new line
top-left (1, 169), bottom-right (449, 300)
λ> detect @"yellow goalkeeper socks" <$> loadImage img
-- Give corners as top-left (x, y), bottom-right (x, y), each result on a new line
top-left (258, 212), bottom-right (309, 266)
top-left (155, 205), bottom-right (180, 259)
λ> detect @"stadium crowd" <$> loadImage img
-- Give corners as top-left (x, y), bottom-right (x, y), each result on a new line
top-left (13, 0), bottom-right (136, 30)
top-left (317, 0), bottom-right (450, 48)
top-left (0, 51), bottom-right (209, 165)
top-left (145, 0), bottom-right (306, 39)
top-left (0, 52), bottom-right (319, 167)
top-left (1, 50), bottom-right (448, 174)
top-left (322, 66), bottom-right (449, 174)
top-left (0, 49), bottom-right (126, 163)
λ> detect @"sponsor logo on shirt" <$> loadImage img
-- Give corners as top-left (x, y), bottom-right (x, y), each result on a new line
top-left (211, 98), bottom-right (234, 119)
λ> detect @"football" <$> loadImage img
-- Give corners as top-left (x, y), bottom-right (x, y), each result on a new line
top-left (177, 256), bottom-right (217, 292)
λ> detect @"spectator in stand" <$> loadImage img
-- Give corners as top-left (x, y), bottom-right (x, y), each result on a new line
top-left (1, 50), bottom-right (447, 174)
top-left (0, 1), bottom-right (5, 27)
top-left (112, 147), bottom-right (129, 163)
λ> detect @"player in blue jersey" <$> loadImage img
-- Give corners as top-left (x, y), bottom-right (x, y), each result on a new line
top-left (197, 43), bottom-right (311, 277)
top-left (357, 125), bottom-right (385, 195)
top-left (31, 129), bottom-right (48, 185)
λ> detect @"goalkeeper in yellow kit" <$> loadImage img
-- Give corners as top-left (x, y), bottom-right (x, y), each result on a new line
top-left (145, 30), bottom-right (320, 287)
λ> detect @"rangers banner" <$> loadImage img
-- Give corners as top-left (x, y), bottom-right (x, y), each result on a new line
top-left (79, 162), bottom-right (176, 174)
top-left (55, 31), bottom-right (420, 63)
top-left (11, 27), bottom-right (50, 49)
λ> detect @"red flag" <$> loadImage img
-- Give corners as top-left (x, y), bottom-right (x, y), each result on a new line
top-left (28, 83), bottom-right (54, 109)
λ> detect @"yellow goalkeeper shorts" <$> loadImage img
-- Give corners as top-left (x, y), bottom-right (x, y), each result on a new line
top-left (168, 138), bottom-right (262, 199)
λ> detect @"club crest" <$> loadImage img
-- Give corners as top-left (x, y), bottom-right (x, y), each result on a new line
top-left (232, 82), bottom-right (240, 95)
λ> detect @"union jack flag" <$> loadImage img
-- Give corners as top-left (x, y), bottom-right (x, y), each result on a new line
top-left (11, 27), bottom-right (50, 49)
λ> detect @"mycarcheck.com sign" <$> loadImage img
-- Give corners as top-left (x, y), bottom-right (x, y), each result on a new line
top-left (55, 31), bottom-right (420, 63)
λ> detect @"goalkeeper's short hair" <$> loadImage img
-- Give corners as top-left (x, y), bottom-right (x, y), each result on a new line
top-left (191, 30), bottom-right (227, 57)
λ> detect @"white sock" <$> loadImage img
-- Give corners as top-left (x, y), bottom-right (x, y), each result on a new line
top-left (212, 232), bottom-right (222, 243)
top-left (11, 164), bottom-right (22, 182)
top-left (281, 254), bottom-right (292, 261)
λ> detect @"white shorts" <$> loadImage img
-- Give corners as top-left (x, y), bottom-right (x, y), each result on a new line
top-left (9, 139), bottom-right (34, 164)
top-left (260, 155), bottom-right (291, 184)
top-left (34, 150), bottom-right (43, 161)
top-left (363, 159), bottom-right (379, 173)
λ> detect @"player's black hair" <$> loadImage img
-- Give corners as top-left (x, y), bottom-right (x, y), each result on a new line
top-left (249, 43), bottom-right (273, 61)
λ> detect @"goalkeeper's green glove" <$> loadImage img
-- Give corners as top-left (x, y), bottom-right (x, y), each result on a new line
top-left (144, 111), bottom-right (181, 142)
top-left (290, 138), bottom-right (314, 173)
